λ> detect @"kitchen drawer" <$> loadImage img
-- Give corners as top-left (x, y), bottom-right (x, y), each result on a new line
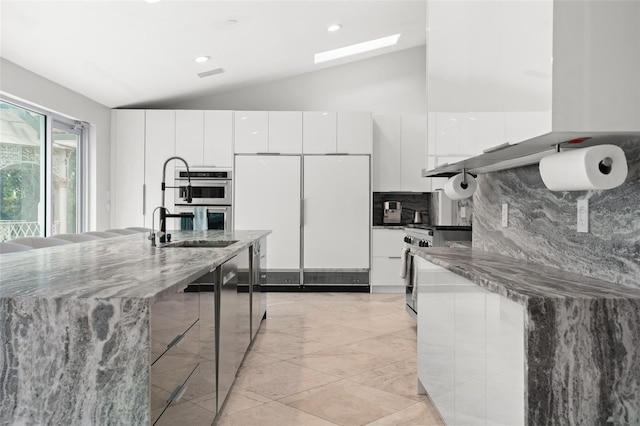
top-left (372, 229), bottom-right (404, 257)
top-left (371, 256), bottom-right (404, 287)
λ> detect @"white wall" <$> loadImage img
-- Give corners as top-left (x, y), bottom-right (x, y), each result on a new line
top-left (163, 46), bottom-right (426, 115)
top-left (0, 58), bottom-right (111, 232)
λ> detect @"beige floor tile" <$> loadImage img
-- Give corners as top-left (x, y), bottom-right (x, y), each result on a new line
top-left (216, 387), bottom-right (273, 417)
top-left (277, 322), bottom-right (380, 346)
top-left (155, 400), bottom-right (216, 426)
top-left (364, 402), bottom-right (445, 426)
top-left (215, 401), bottom-right (338, 426)
top-left (238, 349), bottom-right (280, 371)
top-left (343, 333), bottom-right (417, 362)
top-left (348, 360), bottom-right (424, 401)
top-left (279, 380), bottom-right (417, 426)
top-left (217, 293), bottom-right (443, 426)
top-left (233, 360), bottom-right (340, 399)
top-left (251, 330), bottom-right (337, 360)
top-left (287, 346), bottom-right (394, 378)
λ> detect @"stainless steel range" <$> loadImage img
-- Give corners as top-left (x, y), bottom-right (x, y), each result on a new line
top-left (403, 225), bottom-right (472, 318)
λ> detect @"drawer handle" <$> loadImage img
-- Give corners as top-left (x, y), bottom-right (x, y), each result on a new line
top-left (168, 384), bottom-right (187, 404)
top-left (167, 334), bottom-right (185, 348)
top-left (388, 256), bottom-right (401, 259)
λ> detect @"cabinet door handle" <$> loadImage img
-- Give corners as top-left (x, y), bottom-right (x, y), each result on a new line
top-left (142, 184), bottom-right (146, 215)
top-left (167, 333), bottom-right (185, 348)
top-left (300, 198), bottom-right (304, 227)
top-left (168, 384), bottom-right (187, 404)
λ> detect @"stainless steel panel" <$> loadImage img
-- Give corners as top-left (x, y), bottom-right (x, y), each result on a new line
top-left (236, 248), bottom-right (251, 366)
top-left (217, 257), bottom-right (237, 410)
top-left (251, 240), bottom-right (267, 339)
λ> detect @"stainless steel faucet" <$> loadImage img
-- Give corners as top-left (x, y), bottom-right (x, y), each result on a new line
top-left (149, 156), bottom-right (195, 246)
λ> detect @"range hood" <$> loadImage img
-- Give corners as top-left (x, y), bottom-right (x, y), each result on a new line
top-left (423, 0), bottom-right (640, 178)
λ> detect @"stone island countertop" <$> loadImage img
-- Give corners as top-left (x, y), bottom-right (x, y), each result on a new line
top-left (0, 229), bottom-right (270, 425)
top-left (0, 229), bottom-right (270, 300)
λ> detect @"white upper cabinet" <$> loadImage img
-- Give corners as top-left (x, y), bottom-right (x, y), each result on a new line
top-left (373, 115), bottom-right (402, 191)
top-left (176, 110), bottom-right (233, 167)
top-left (204, 110), bottom-right (233, 167)
top-left (234, 111), bottom-right (268, 153)
top-left (144, 110), bottom-right (176, 227)
top-left (400, 115), bottom-right (427, 191)
top-left (268, 111), bottom-right (303, 153)
top-left (426, 0), bottom-right (553, 164)
top-left (337, 111), bottom-right (373, 154)
top-left (111, 109), bottom-right (145, 228)
top-left (175, 110), bottom-right (204, 167)
top-left (553, 1), bottom-right (640, 132)
top-left (373, 115), bottom-right (429, 192)
top-left (303, 111), bottom-right (337, 154)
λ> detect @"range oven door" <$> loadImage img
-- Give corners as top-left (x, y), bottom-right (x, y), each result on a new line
top-left (176, 205), bottom-right (232, 231)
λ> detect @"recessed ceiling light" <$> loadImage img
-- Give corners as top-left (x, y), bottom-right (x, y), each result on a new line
top-left (314, 34), bottom-right (401, 64)
top-left (327, 24), bottom-right (342, 32)
top-left (194, 56), bottom-right (211, 63)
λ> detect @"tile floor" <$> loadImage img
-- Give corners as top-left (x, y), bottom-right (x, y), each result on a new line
top-left (215, 292), bottom-right (444, 426)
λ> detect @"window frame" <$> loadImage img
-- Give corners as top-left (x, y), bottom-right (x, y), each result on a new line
top-left (0, 95), bottom-right (88, 237)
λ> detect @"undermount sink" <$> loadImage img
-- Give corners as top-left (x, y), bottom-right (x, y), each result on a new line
top-left (163, 239), bottom-right (238, 248)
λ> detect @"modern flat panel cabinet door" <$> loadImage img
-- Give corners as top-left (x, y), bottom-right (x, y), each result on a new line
top-left (204, 110), bottom-right (233, 167)
top-left (234, 155), bottom-right (301, 270)
top-left (234, 111), bottom-right (268, 153)
top-left (111, 109), bottom-right (145, 228)
top-left (175, 110), bottom-right (204, 167)
top-left (373, 115), bottom-right (401, 191)
top-left (268, 111), bottom-right (302, 153)
top-left (144, 110), bottom-right (176, 227)
top-left (400, 115), bottom-right (427, 191)
top-left (337, 111), bottom-right (373, 154)
top-left (302, 111), bottom-right (337, 154)
top-left (303, 155), bottom-right (370, 269)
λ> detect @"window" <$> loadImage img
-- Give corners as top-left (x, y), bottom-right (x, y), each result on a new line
top-left (0, 99), bottom-right (87, 240)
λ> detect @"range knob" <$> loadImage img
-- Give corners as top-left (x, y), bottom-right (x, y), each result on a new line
top-left (404, 236), bottom-right (411, 244)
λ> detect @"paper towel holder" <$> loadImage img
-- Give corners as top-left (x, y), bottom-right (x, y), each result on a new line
top-left (539, 144), bottom-right (628, 192)
top-left (552, 142), bottom-right (616, 177)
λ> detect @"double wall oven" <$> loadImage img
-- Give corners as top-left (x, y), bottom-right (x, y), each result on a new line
top-left (403, 225), bottom-right (472, 318)
top-left (174, 168), bottom-right (232, 231)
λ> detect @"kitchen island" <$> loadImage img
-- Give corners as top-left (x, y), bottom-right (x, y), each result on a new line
top-left (0, 229), bottom-right (270, 425)
top-left (413, 246), bottom-right (640, 425)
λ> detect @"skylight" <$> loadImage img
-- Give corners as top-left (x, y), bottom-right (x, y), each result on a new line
top-left (314, 34), bottom-right (401, 64)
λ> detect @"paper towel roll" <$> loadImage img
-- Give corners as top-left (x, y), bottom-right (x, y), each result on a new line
top-left (539, 144), bottom-right (628, 191)
top-left (443, 173), bottom-right (477, 200)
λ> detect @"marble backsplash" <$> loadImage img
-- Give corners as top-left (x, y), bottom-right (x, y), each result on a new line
top-left (373, 192), bottom-right (430, 226)
top-left (472, 139), bottom-right (640, 289)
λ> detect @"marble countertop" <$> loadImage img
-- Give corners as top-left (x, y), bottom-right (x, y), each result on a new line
top-left (444, 241), bottom-right (472, 249)
top-left (412, 247), bottom-right (640, 304)
top-left (0, 229), bottom-right (270, 300)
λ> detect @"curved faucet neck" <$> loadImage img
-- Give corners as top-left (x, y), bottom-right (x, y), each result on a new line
top-left (161, 156), bottom-right (191, 207)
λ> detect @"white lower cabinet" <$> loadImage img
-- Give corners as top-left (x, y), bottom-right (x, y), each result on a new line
top-left (417, 258), bottom-right (524, 426)
top-left (371, 228), bottom-right (404, 293)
